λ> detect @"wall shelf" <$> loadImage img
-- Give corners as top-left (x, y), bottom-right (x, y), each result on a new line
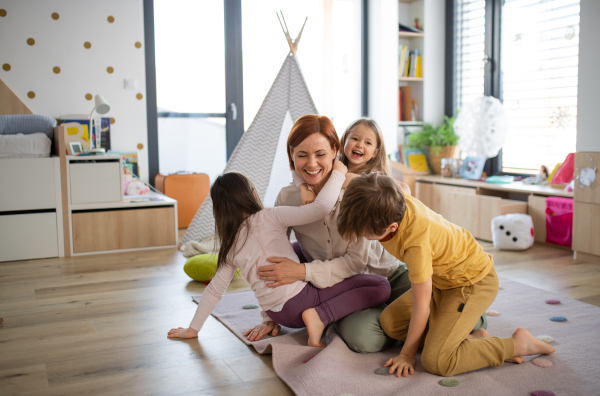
top-left (399, 32), bottom-right (424, 38)
top-left (399, 77), bottom-right (424, 82)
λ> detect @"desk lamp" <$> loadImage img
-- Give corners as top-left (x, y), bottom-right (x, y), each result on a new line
top-left (88, 94), bottom-right (110, 153)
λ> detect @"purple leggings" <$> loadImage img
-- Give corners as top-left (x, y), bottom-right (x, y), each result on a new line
top-left (266, 274), bottom-right (391, 328)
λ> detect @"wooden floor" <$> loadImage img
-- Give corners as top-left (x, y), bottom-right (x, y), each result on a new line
top-left (1, 241), bottom-right (599, 395)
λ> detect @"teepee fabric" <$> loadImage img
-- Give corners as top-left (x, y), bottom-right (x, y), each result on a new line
top-left (181, 55), bottom-right (317, 245)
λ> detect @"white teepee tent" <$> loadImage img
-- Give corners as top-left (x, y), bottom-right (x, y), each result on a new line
top-left (181, 49), bottom-right (317, 245)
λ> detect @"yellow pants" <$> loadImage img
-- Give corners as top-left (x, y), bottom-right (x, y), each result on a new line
top-left (379, 267), bottom-right (514, 377)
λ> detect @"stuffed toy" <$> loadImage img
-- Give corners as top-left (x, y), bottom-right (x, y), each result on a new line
top-left (491, 214), bottom-right (534, 250)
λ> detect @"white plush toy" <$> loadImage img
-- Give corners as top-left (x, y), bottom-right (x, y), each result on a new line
top-left (491, 214), bottom-right (534, 250)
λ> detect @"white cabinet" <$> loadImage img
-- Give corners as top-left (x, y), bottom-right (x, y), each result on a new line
top-left (0, 212), bottom-right (59, 262)
top-left (69, 161), bottom-right (122, 204)
top-left (0, 158), bottom-right (56, 211)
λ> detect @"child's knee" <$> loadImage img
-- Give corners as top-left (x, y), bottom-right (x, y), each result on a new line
top-left (421, 348), bottom-right (456, 377)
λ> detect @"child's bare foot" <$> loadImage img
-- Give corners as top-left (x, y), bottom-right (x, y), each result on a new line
top-left (302, 308), bottom-right (326, 347)
top-left (467, 328), bottom-right (490, 339)
top-left (466, 329), bottom-right (523, 363)
top-left (512, 328), bottom-right (555, 359)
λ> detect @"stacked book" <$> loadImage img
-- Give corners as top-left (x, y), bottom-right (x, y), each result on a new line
top-left (399, 45), bottom-right (422, 79)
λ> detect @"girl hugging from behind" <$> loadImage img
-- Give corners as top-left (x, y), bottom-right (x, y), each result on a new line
top-left (296, 118), bottom-right (391, 204)
top-left (168, 159), bottom-right (391, 347)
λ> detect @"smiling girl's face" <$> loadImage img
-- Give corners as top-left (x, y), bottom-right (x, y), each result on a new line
top-left (343, 123), bottom-right (379, 172)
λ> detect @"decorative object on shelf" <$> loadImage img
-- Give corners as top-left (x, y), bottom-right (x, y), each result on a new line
top-left (491, 214), bottom-right (535, 251)
top-left (401, 147), bottom-right (430, 175)
top-left (486, 175), bottom-right (514, 184)
top-left (61, 121), bottom-right (90, 154)
top-left (406, 116), bottom-right (459, 175)
top-left (549, 153), bottom-right (575, 188)
top-left (89, 94), bottom-right (110, 149)
top-left (69, 141), bottom-right (83, 155)
top-left (455, 96), bottom-right (507, 158)
top-left (440, 158), bottom-right (456, 178)
top-left (459, 156), bottom-right (486, 180)
top-left (575, 154), bottom-right (596, 188)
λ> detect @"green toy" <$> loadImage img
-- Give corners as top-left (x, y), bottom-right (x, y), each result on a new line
top-left (183, 254), bottom-right (241, 282)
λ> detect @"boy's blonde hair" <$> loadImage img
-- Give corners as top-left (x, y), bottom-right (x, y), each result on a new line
top-left (337, 173), bottom-right (406, 240)
top-left (339, 118), bottom-right (390, 176)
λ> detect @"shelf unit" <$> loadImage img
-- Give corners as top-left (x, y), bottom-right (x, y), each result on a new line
top-left (396, 0), bottom-right (446, 144)
top-left (62, 153), bottom-right (178, 256)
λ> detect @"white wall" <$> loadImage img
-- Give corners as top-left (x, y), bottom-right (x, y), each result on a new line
top-left (576, 0), bottom-right (600, 152)
top-left (368, 0), bottom-right (399, 155)
top-left (0, 0), bottom-right (150, 181)
top-left (423, 0), bottom-right (445, 126)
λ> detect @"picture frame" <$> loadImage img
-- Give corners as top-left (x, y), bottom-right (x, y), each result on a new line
top-left (68, 141), bottom-right (83, 156)
top-left (460, 156), bottom-right (487, 180)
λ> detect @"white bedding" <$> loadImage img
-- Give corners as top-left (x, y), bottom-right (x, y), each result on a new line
top-left (0, 133), bottom-right (51, 158)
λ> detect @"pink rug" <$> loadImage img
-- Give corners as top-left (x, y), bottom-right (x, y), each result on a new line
top-left (194, 279), bottom-right (600, 395)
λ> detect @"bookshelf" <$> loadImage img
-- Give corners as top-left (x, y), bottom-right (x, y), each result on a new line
top-left (397, 0), bottom-right (445, 141)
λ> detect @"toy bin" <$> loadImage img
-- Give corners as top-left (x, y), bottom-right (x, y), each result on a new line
top-left (545, 197), bottom-right (573, 247)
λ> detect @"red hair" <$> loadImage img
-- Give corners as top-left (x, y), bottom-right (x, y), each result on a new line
top-left (287, 114), bottom-right (341, 170)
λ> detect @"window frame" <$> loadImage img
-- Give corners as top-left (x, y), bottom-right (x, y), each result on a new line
top-left (446, 0), bottom-right (530, 177)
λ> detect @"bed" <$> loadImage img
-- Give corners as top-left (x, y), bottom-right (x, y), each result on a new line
top-left (0, 79), bottom-right (68, 261)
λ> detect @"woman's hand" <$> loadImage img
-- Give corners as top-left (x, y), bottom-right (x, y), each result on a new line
top-left (299, 184), bottom-right (316, 205)
top-left (332, 159), bottom-right (348, 175)
top-left (384, 353), bottom-right (416, 377)
top-left (243, 321), bottom-right (281, 341)
top-left (258, 257), bottom-right (306, 287)
top-left (167, 327), bottom-right (199, 339)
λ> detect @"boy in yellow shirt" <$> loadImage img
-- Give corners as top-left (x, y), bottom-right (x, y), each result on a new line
top-left (337, 173), bottom-right (555, 377)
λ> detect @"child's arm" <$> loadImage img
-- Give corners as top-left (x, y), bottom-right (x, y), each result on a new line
top-left (384, 277), bottom-right (432, 377)
top-left (271, 160), bottom-right (347, 228)
top-left (292, 168), bottom-right (317, 205)
top-left (167, 263), bottom-right (237, 339)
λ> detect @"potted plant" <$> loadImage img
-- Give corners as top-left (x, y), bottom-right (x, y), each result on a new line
top-left (406, 116), bottom-right (460, 175)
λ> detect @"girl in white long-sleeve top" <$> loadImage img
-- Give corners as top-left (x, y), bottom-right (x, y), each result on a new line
top-left (167, 160), bottom-right (390, 347)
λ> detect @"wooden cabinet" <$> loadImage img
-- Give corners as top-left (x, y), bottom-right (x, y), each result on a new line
top-left (573, 152), bottom-right (600, 260)
top-left (416, 181), bottom-right (526, 241)
top-left (72, 207), bottom-right (176, 253)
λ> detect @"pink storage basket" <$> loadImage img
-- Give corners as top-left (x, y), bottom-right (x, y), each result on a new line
top-left (545, 197), bottom-right (573, 248)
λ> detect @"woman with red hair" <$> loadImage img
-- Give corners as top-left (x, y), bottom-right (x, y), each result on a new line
top-left (243, 114), bottom-right (413, 352)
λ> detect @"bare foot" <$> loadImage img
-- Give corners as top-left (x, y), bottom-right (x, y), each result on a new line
top-left (466, 329), bottom-right (524, 363)
top-left (467, 328), bottom-right (490, 339)
top-left (512, 328), bottom-right (555, 358)
top-left (302, 308), bottom-right (326, 347)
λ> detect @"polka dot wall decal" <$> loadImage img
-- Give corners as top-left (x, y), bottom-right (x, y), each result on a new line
top-left (53, 66), bottom-right (61, 74)
top-left (107, 16), bottom-right (114, 23)
top-left (27, 38), bottom-right (35, 46)
top-left (2, 64), bottom-right (10, 71)
top-left (0, 9), bottom-right (7, 17)
top-left (137, 143), bottom-right (144, 150)
top-left (136, 93), bottom-right (143, 100)
top-left (84, 42), bottom-right (91, 49)
top-left (106, 66), bottom-right (114, 74)
top-left (110, 117), bottom-right (115, 124)
top-left (51, 12), bottom-right (59, 20)
top-left (85, 93), bottom-right (93, 101)
top-left (135, 41), bottom-right (142, 49)
top-left (27, 91), bottom-right (35, 99)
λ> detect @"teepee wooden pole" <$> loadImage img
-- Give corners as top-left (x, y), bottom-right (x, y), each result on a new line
top-left (276, 12), bottom-right (295, 54)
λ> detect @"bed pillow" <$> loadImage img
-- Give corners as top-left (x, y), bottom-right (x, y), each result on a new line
top-left (0, 114), bottom-right (57, 141)
top-left (0, 132), bottom-right (51, 158)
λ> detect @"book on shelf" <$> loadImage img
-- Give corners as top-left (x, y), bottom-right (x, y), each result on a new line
top-left (399, 48), bottom-right (422, 79)
top-left (398, 89), bottom-right (403, 122)
top-left (398, 22), bottom-right (423, 34)
top-left (400, 86), bottom-right (413, 121)
top-left (58, 115), bottom-right (111, 150)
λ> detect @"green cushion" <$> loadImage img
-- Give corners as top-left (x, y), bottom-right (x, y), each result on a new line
top-left (184, 254), bottom-right (240, 282)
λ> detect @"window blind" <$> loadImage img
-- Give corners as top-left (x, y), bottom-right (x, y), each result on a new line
top-left (501, 0), bottom-right (580, 173)
top-left (455, 0), bottom-right (486, 113)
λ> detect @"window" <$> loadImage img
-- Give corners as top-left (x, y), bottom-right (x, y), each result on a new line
top-left (500, 0), bottom-right (579, 173)
top-left (451, 0), bottom-right (580, 174)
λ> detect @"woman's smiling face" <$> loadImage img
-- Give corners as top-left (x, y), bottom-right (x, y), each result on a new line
top-left (292, 133), bottom-right (337, 187)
